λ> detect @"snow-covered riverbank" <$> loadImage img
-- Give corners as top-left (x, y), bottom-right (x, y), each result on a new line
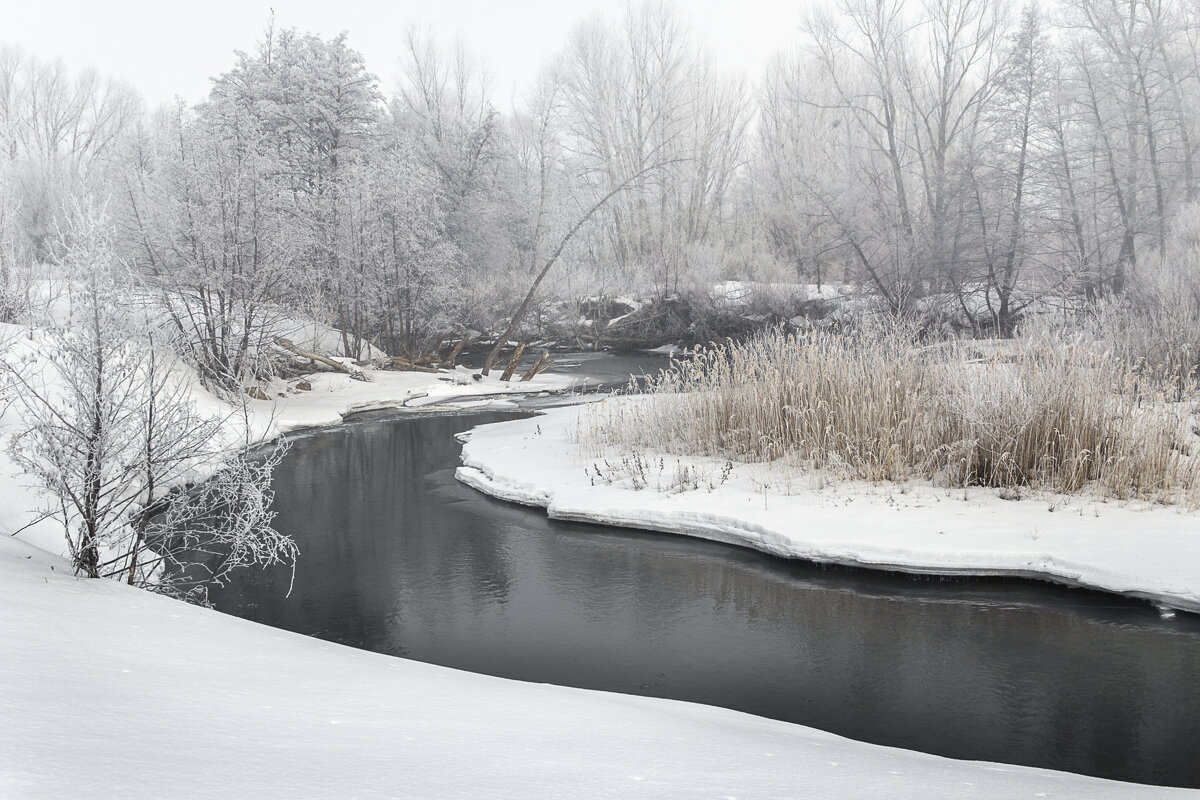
top-left (457, 403), bottom-right (1200, 614)
top-left (205, 363), bottom-right (577, 437)
top-left (2, 534), bottom-right (1190, 799)
top-left (0, 324), bottom-right (575, 556)
top-left (4, 359), bottom-right (1197, 797)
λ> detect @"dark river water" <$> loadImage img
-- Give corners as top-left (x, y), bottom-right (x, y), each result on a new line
top-left (207, 403), bottom-right (1200, 789)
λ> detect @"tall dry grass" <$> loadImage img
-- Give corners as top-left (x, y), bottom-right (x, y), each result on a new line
top-left (583, 326), bottom-right (1200, 506)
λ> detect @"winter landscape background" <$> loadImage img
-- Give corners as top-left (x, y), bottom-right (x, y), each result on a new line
top-left (3, 0), bottom-right (1200, 797)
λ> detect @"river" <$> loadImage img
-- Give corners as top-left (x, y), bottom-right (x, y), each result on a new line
top-left (203, 371), bottom-right (1200, 788)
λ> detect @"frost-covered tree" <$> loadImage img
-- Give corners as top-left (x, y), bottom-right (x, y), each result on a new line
top-left (557, 2), bottom-right (751, 295)
top-left (394, 25), bottom-right (523, 335)
top-left (0, 162), bottom-right (32, 323)
top-left (123, 99), bottom-right (302, 389)
top-left (330, 151), bottom-right (463, 358)
top-left (3, 210), bottom-right (148, 576)
top-left (1, 205), bottom-right (294, 595)
top-left (967, 3), bottom-right (1057, 335)
top-left (123, 23), bottom-right (471, 364)
top-left (0, 46), bottom-right (140, 261)
top-left (206, 24), bottom-right (388, 349)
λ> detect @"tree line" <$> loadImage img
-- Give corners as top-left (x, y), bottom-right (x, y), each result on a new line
top-left (3, 0), bottom-right (1200, 381)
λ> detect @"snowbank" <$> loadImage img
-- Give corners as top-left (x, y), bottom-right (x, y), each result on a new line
top-left (0, 318), bottom-right (573, 556)
top-left (2, 335), bottom-right (1194, 797)
top-left (1, 535), bottom-right (1185, 799)
top-left (216, 365), bottom-right (574, 441)
top-left (457, 404), bottom-right (1200, 614)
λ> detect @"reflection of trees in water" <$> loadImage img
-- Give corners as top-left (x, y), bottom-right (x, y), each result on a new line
top-left (214, 413), bottom-right (523, 645)
top-left (208, 409), bottom-right (1200, 787)
top-left (525, 525), bottom-right (1200, 783)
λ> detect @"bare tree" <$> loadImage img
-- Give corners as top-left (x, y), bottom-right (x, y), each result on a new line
top-left (558, 2), bottom-right (751, 296)
top-left (123, 100), bottom-right (300, 390)
top-left (3, 208), bottom-right (145, 576)
top-left (1, 204), bottom-right (295, 597)
top-left (0, 46), bottom-right (140, 261)
top-left (395, 24), bottom-right (516, 331)
top-left (964, 2), bottom-right (1055, 335)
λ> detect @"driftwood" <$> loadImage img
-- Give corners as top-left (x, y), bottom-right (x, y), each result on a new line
top-left (383, 357), bottom-right (439, 373)
top-left (520, 350), bottom-right (552, 381)
top-left (442, 335), bottom-right (473, 368)
top-left (274, 337), bottom-right (369, 381)
top-left (500, 342), bottom-right (527, 381)
top-left (583, 335), bottom-right (664, 350)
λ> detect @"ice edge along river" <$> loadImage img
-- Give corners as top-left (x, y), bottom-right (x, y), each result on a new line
top-left (3, 362), bottom-right (1197, 797)
top-left (456, 402), bottom-right (1200, 617)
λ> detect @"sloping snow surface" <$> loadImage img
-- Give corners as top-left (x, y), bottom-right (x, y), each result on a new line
top-left (1, 536), bottom-right (1188, 799)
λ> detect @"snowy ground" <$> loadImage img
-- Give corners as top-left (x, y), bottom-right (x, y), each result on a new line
top-left (2, 535), bottom-right (1190, 799)
top-left (457, 403), bottom-right (1200, 615)
top-left (3, 342), bottom-right (1197, 797)
top-left (0, 319), bottom-right (575, 555)
top-left (217, 363), bottom-right (576, 440)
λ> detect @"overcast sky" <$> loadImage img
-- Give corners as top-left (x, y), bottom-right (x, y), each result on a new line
top-left (3, 0), bottom-right (808, 108)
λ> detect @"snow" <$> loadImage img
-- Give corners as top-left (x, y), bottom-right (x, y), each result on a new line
top-left (0, 322), bottom-right (573, 557)
top-left (713, 280), bottom-right (853, 305)
top-left (457, 403), bottom-right (1200, 615)
top-left (0, 534), bottom-right (1187, 799)
top-left (2, 332), bottom-right (1196, 797)
top-left (220, 365), bottom-right (574, 440)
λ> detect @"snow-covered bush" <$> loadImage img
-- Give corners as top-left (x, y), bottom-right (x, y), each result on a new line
top-left (0, 208), bottom-right (295, 595)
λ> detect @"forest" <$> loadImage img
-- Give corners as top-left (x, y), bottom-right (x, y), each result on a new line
top-left (2, 0), bottom-right (1200, 388)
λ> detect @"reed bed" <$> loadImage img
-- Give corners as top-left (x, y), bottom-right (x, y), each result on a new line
top-left (582, 327), bottom-right (1200, 506)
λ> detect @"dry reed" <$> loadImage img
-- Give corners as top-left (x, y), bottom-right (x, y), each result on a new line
top-left (583, 327), bottom-right (1200, 506)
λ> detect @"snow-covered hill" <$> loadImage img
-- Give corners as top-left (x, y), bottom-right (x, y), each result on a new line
top-left (1, 535), bottom-right (1185, 799)
top-left (1, 332), bottom-right (1194, 798)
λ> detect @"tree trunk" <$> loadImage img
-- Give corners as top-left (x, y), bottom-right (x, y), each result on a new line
top-left (500, 342), bottom-right (527, 382)
top-left (442, 335), bottom-right (473, 368)
top-left (520, 350), bottom-right (551, 381)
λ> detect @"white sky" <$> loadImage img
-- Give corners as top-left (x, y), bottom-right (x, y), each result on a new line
top-left (2, 0), bottom-right (808, 109)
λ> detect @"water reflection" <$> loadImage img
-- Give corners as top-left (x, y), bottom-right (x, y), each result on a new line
top-left (209, 410), bottom-right (1200, 789)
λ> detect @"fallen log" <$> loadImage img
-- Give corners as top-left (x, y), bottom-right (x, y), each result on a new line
top-left (274, 337), bottom-right (370, 381)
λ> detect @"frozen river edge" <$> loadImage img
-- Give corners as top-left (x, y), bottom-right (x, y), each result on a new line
top-left (458, 403), bottom-right (1200, 616)
top-left (5, 376), bottom-right (1199, 797)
